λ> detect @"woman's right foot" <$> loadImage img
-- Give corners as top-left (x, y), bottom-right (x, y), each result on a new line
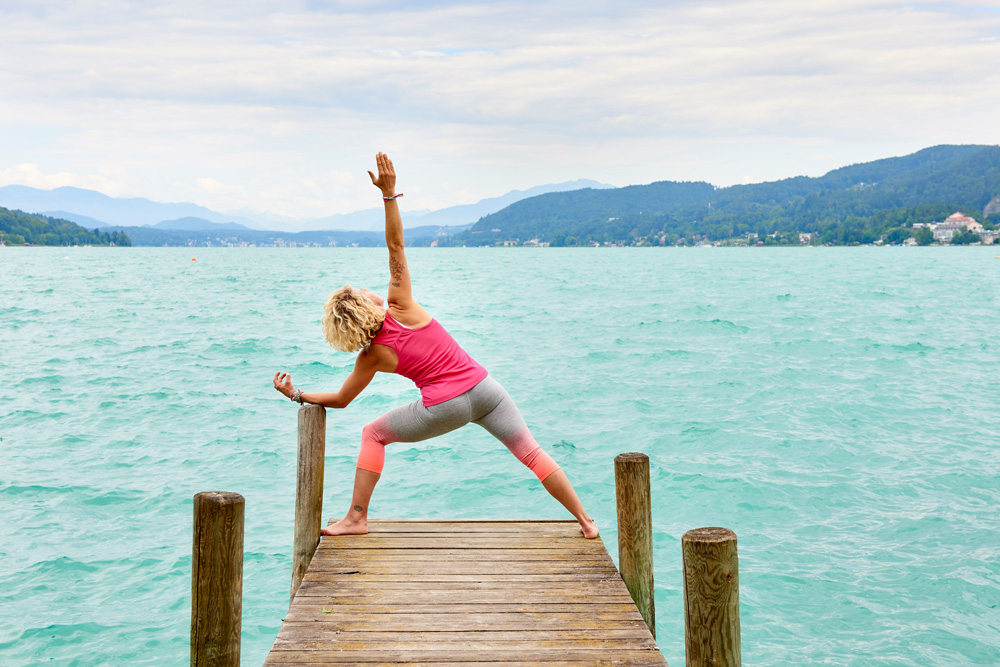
top-left (321, 516), bottom-right (368, 536)
top-left (579, 515), bottom-right (599, 539)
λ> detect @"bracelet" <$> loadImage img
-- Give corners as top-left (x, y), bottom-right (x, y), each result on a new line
top-left (290, 388), bottom-right (303, 404)
top-left (383, 193), bottom-right (403, 201)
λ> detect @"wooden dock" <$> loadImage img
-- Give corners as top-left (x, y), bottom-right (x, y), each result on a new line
top-left (264, 518), bottom-right (668, 666)
top-left (189, 417), bottom-right (739, 666)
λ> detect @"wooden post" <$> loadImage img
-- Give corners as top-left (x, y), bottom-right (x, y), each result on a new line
top-left (290, 404), bottom-right (326, 603)
top-left (191, 491), bottom-right (244, 667)
top-left (615, 452), bottom-right (655, 637)
top-left (682, 527), bottom-right (741, 667)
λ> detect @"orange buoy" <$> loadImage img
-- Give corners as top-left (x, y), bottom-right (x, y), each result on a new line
top-left (192, 258), bottom-right (197, 261)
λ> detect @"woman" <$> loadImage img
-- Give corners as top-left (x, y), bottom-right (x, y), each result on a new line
top-left (273, 152), bottom-right (598, 539)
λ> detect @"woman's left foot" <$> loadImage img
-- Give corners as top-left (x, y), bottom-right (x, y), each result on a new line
top-left (579, 516), bottom-right (599, 539)
top-left (321, 516), bottom-right (368, 536)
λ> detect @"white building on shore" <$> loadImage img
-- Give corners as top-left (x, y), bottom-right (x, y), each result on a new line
top-left (924, 212), bottom-right (989, 242)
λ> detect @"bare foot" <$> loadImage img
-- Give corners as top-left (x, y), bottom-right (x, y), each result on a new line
top-left (579, 516), bottom-right (599, 539)
top-left (320, 516), bottom-right (368, 536)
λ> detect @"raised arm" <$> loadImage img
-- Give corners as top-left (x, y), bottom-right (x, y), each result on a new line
top-left (368, 152), bottom-right (430, 325)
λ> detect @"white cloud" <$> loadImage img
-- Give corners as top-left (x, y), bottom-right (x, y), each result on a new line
top-left (0, 162), bottom-right (128, 195)
top-left (0, 0), bottom-right (998, 217)
top-left (0, 163), bottom-right (78, 189)
top-left (194, 177), bottom-right (249, 213)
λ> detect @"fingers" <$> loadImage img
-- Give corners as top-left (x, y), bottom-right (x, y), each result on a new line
top-left (375, 152), bottom-right (394, 175)
top-left (380, 152), bottom-right (393, 174)
top-left (371, 152), bottom-right (395, 189)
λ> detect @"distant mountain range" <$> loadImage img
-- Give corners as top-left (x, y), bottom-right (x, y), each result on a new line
top-left (0, 185), bottom-right (257, 229)
top-left (445, 144), bottom-right (1000, 246)
top-left (0, 179), bottom-right (613, 233)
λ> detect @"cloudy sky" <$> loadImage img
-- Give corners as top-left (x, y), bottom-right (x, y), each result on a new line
top-left (1, 0), bottom-right (998, 220)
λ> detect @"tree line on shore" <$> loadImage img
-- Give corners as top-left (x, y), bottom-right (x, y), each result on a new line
top-left (0, 207), bottom-right (132, 246)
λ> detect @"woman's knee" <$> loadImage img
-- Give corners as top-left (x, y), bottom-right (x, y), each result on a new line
top-left (357, 417), bottom-right (396, 474)
top-left (502, 426), bottom-right (561, 481)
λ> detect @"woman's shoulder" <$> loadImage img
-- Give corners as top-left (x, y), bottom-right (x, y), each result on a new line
top-left (387, 303), bottom-right (433, 329)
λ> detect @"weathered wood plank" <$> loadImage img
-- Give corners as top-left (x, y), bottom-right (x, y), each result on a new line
top-left (308, 568), bottom-right (619, 581)
top-left (271, 636), bottom-right (658, 651)
top-left (275, 626), bottom-right (653, 640)
top-left (301, 573), bottom-right (623, 583)
top-left (287, 602), bottom-right (644, 614)
top-left (356, 522), bottom-right (583, 533)
top-left (293, 590), bottom-right (635, 609)
top-left (340, 518), bottom-right (581, 523)
top-left (309, 558), bottom-right (618, 575)
top-left (356, 529), bottom-right (585, 535)
top-left (310, 548), bottom-right (609, 560)
top-left (306, 555), bottom-right (618, 566)
top-left (294, 579), bottom-right (627, 593)
top-left (266, 661), bottom-right (667, 667)
top-left (291, 593), bottom-right (636, 606)
top-left (281, 611), bottom-right (648, 629)
top-left (317, 538), bottom-right (604, 549)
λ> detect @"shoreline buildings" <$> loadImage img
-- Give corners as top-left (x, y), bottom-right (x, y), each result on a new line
top-left (915, 212), bottom-right (996, 244)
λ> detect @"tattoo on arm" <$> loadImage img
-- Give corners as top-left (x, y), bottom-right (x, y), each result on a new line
top-left (389, 256), bottom-right (404, 288)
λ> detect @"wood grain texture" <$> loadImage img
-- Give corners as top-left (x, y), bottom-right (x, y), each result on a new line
top-left (265, 518), bottom-right (668, 666)
top-left (682, 527), bottom-right (740, 667)
top-left (291, 405), bottom-right (326, 603)
top-left (191, 491), bottom-right (244, 667)
top-left (615, 453), bottom-right (655, 638)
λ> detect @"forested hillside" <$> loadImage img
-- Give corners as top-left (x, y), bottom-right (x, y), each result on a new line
top-left (0, 207), bottom-right (131, 246)
top-left (439, 145), bottom-right (1000, 246)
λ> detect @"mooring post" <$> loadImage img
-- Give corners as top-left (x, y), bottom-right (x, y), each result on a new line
top-left (615, 452), bottom-right (655, 637)
top-left (190, 491), bottom-right (244, 667)
top-left (682, 527), bottom-right (741, 667)
top-left (291, 404), bottom-right (326, 603)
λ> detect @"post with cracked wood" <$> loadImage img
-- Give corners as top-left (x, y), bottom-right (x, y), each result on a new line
top-left (291, 404), bottom-right (326, 603)
top-left (190, 491), bottom-right (244, 667)
top-left (615, 451), bottom-right (655, 637)
top-left (682, 527), bottom-right (741, 667)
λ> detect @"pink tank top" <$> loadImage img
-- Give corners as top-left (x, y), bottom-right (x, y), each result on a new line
top-left (371, 311), bottom-right (488, 407)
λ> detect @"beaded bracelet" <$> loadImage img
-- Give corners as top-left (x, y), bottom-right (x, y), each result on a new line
top-left (290, 388), bottom-right (303, 404)
top-left (383, 193), bottom-right (404, 201)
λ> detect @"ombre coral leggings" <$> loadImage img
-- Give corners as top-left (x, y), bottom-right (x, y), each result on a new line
top-left (356, 376), bottom-right (560, 481)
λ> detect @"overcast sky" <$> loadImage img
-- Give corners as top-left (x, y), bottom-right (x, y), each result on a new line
top-left (1, 0), bottom-right (998, 220)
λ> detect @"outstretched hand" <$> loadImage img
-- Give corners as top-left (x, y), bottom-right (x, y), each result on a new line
top-left (273, 371), bottom-right (293, 398)
top-left (368, 152), bottom-right (397, 197)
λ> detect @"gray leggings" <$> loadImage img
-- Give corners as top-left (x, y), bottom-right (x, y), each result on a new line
top-left (356, 375), bottom-right (560, 480)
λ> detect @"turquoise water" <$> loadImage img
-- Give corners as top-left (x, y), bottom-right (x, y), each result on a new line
top-left (1, 247), bottom-right (998, 666)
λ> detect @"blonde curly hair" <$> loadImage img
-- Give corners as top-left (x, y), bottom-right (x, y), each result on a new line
top-left (322, 285), bottom-right (386, 353)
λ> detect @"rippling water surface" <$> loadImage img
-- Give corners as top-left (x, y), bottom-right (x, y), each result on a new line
top-left (1, 247), bottom-right (998, 666)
